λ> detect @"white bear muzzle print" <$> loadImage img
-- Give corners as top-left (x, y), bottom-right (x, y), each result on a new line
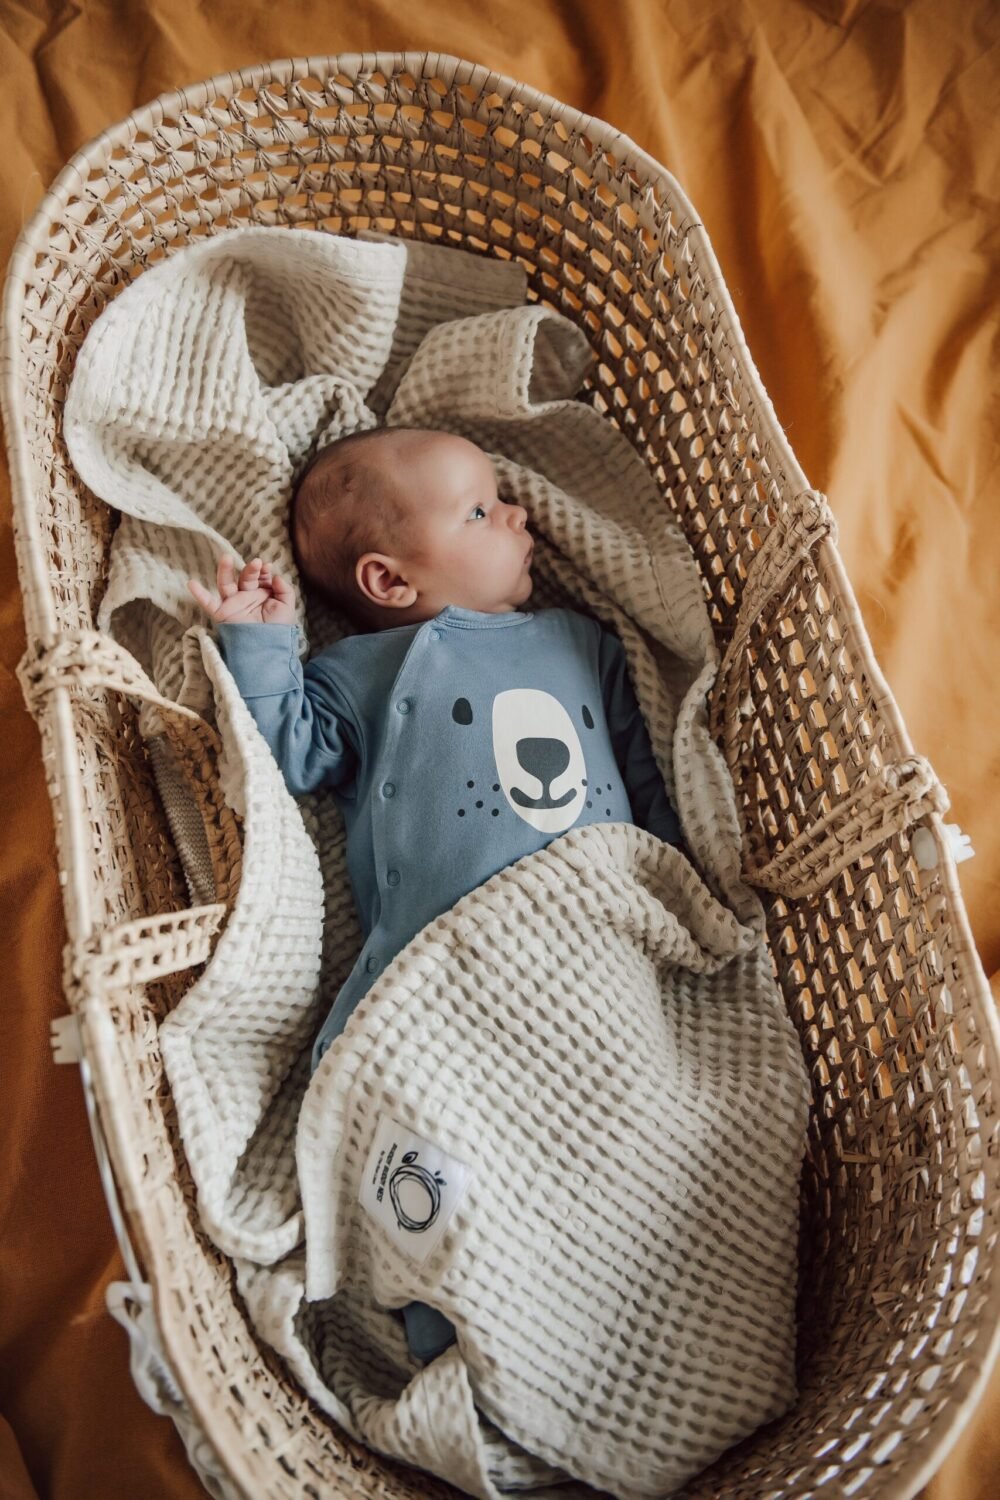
top-left (491, 688), bottom-right (587, 834)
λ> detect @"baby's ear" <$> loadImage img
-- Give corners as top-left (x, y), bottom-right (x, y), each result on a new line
top-left (356, 553), bottom-right (417, 611)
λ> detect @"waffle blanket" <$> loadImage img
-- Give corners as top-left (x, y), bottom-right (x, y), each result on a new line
top-left (64, 226), bottom-right (812, 1498)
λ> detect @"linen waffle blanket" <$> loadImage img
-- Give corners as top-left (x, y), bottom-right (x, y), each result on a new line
top-left (63, 225), bottom-right (812, 1497)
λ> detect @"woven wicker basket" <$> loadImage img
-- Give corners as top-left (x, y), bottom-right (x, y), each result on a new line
top-left (3, 50), bottom-right (998, 1500)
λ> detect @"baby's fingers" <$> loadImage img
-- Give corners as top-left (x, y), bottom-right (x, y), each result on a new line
top-left (238, 557), bottom-right (264, 590)
top-left (217, 553), bottom-right (239, 599)
top-left (187, 578), bottom-right (218, 616)
top-left (269, 571), bottom-right (295, 605)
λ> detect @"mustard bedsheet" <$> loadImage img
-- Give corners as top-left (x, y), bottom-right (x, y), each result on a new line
top-left (2, 3), bottom-right (997, 1495)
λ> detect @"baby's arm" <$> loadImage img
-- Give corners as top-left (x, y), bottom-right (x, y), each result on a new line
top-left (188, 554), bottom-right (360, 796)
top-left (598, 628), bottom-right (683, 848)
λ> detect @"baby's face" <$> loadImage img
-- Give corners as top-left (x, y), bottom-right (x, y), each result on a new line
top-left (361, 432), bottom-right (534, 621)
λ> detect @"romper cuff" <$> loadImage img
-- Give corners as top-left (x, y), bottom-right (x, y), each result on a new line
top-left (215, 622), bottom-right (302, 698)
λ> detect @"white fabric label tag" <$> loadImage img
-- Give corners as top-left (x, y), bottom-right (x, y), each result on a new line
top-left (359, 1115), bottom-right (472, 1263)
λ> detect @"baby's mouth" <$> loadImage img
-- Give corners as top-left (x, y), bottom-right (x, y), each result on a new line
top-left (524, 542), bottom-right (534, 568)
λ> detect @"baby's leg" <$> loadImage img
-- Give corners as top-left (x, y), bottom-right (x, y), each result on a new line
top-left (401, 1300), bottom-right (457, 1363)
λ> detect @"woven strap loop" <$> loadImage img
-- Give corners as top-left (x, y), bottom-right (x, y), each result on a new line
top-left (745, 754), bottom-right (950, 898)
top-left (709, 496), bottom-right (951, 896)
top-left (17, 628), bottom-right (214, 739)
top-left (65, 904), bottom-right (227, 999)
top-left (20, 628), bottom-right (240, 976)
top-left (710, 488), bottom-right (838, 748)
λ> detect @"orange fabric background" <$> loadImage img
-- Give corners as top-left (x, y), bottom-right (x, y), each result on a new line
top-left (1, 2), bottom-right (997, 1496)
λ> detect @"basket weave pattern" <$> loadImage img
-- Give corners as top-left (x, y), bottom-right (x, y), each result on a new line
top-left (3, 53), bottom-right (998, 1500)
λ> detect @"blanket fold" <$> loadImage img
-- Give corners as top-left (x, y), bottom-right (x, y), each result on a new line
top-left (64, 224), bottom-right (812, 1498)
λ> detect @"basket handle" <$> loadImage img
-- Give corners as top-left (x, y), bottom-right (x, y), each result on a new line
top-left (710, 489), bottom-right (840, 751)
top-left (17, 628), bottom-right (241, 993)
top-left (710, 492), bottom-right (949, 898)
top-left (65, 905), bottom-right (228, 995)
top-left (740, 755), bottom-right (948, 899)
top-left (18, 628), bottom-right (216, 736)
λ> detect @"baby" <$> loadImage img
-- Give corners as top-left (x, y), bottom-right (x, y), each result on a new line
top-left (188, 425), bottom-right (682, 1363)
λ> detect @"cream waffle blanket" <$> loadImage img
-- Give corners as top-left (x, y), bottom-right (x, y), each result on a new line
top-left (64, 225), bottom-right (812, 1498)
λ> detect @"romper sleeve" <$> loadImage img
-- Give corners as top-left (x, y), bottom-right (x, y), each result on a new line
top-left (597, 626), bottom-right (683, 848)
top-left (215, 622), bottom-right (361, 797)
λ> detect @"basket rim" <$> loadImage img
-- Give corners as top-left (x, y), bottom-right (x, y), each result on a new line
top-left (0, 50), bottom-right (948, 857)
top-left (1, 50), bottom-right (999, 1500)
top-left (2, 49), bottom-right (816, 640)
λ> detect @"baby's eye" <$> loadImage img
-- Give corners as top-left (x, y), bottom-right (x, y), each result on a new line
top-left (468, 504), bottom-right (488, 521)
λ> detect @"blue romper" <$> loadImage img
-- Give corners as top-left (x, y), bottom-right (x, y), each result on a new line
top-left (217, 603), bottom-right (682, 1362)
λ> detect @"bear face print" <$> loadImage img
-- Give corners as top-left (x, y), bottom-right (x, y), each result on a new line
top-left (452, 688), bottom-right (589, 835)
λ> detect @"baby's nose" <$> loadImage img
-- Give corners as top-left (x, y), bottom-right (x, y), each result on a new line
top-left (508, 504), bottom-right (528, 531)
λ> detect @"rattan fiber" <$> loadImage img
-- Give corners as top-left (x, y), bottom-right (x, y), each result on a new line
top-left (2, 51), bottom-right (998, 1500)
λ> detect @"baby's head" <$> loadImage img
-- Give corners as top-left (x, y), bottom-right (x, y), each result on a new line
top-left (290, 427), bottom-right (534, 631)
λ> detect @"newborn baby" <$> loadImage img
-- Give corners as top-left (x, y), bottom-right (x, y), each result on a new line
top-left (188, 425), bottom-right (682, 1364)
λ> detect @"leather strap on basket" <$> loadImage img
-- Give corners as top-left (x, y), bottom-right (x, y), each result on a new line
top-left (17, 629), bottom-right (240, 992)
top-left (710, 492), bottom-right (949, 898)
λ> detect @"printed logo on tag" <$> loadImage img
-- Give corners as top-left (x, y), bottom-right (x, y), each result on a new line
top-left (359, 1115), bottom-right (472, 1263)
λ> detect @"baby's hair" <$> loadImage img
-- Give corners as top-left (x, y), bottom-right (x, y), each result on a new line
top-left (290, 428), bottom-right (422, 629)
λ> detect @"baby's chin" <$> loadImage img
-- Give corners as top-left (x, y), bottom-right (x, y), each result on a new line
top-left (508, 577), bottom-right (534, 610)
top-left (472, 571), bottom-right (533, 614)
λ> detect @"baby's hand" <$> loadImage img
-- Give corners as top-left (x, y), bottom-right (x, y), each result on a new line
top-left (187, 554), bottom-right (297, 627)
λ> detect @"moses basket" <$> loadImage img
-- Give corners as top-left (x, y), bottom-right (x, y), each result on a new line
top-left (3, 50), bottom-right (998, 1500)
